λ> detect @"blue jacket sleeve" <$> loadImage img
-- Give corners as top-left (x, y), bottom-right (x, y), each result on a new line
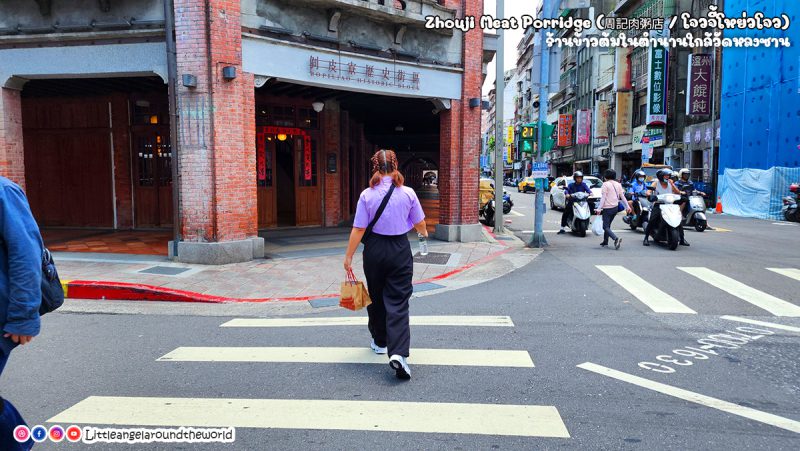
top-left (581, 183), bottom-right (592, 194)
top-left (0, 184), bottom-right (42, 337)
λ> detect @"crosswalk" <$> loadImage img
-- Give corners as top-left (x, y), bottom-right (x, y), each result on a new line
top-left (597, 265), bottom-right (800, 316)
top-left (47, 315), bottom-right (570, 439)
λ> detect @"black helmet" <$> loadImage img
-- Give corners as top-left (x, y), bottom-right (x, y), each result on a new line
top-left (634, 170), bottom-right (646, 179)
top-left (573, 171), bottom-right (584, 179)
top-left (656, 169), bottom-right (672, 182)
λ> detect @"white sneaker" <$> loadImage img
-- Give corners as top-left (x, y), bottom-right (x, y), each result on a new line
top-left (389, 354), bottom-right (411, 380)
top-left (370, 340), bottom-right (387, 355)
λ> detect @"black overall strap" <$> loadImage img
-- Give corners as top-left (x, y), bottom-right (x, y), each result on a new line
top-left (363, 184), bottom-right (395, 242)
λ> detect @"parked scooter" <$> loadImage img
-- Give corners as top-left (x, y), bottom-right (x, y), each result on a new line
top-left (648, 193), bottom-right (685, 250)
top-left (682, 186), bottom-right (708, 232)
top-left (783, 183), bottom-right (799, 222)
top-left (564, 192), bottom-right (593, 237)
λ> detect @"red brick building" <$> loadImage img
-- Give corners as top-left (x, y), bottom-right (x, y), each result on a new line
top-left (0, 0), bottom-right (492, 264)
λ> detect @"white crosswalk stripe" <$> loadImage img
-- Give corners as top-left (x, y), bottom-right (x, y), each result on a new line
top-left (596, 265), bottom-right (697, 314)
top-left (598, 265), bottom-right (800, 316)
top-left (47, 396), bottom-right (570, 438)
top-left (678, 267), bottom-right (800, 317)
top-left (157, 346), bottom-right (535, 367)
top-left (220, 315), bottom-right (515, 328)
top-left (767, 268), bottom-right (800, 283)
top-left (721, 316), bottom-right (800, 333)
top-left (48, 315), bottom-right (569, 439)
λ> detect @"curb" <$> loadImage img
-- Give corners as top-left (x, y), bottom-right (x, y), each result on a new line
top-left (61, 244), bottom-right (514, 305)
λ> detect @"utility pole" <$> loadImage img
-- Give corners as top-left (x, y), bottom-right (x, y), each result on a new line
top-left (493, 0), bottom-right (505, 234)
top-left (528, 0), bottom-right (555, 248)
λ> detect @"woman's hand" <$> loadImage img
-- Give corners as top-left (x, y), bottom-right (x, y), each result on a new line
top-left (343, 254), bottom-right (353, 272)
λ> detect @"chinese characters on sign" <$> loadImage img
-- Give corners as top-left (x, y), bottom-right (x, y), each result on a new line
top-left (595, 101), bottom-right (609, 140)
top-left (646, 45), bottom-right (668, 125)
top-left (686, 53), bottom-right (712, 116)
top-left (310, 56), bottom-right (420, 90)
top-left (615, 91), bottom-right (633, 136)
top-left (576, 109), bottom-right (592, 145)
top-left (557, 114), bottom-right (573, 147)
top-left (507, 126), bottom-right (514, 145)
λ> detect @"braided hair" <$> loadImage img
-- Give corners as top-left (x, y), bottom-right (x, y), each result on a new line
top-left (369, 149), bottom-right (404, 188)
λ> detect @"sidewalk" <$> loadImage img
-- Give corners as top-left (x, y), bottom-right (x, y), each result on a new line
top-left (54, 228), bottom-right (538, 305)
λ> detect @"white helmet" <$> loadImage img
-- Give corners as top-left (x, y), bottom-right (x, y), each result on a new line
top-left (679, 168), bottom-right (690, 179)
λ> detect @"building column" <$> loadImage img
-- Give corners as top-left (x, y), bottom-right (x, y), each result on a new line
top-left (435, 0), bottom-right (483, 242)
top-left (0, 87), bottom-right (25, 190)
top-left (323, 102), bottom-right (341, 226)
top-left (169, 0), bottom-right (262, 264)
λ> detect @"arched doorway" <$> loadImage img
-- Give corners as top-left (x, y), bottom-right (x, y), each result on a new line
top-left (401, 157), bottom-right (439, 233)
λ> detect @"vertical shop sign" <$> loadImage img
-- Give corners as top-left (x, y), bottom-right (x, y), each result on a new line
top-left (557, 114), bottom-right (573, 147)
top-left (646, 45), bottom-right (668, 125)
top-left (576, 109), bottom-right (592, 145)
top-left (686, 53), bottom-right (712, 116)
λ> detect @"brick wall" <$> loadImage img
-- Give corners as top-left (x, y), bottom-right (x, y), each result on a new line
top-left (438, 0), bottom-right (483, 226)
top-left (0, 87), bottom-right (25, 190)
top-left (174, 0), bottom-right (256, 242)
top-left (323, 102), bottom-right (341, 226)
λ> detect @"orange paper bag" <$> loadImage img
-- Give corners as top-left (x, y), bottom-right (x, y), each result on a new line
top-left (340, 268), bottom-right (372, 311)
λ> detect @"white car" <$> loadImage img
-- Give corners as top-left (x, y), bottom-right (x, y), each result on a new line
top-left (549, 176), bottom-right (603, 210)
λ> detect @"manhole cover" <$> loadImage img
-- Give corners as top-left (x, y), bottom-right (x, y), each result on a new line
top-left (494, 236), bottom-right (513, 241)
top-left (138, 266), bottom-right (191, 276)
top-left (413, 252), bottom-right (451, 265)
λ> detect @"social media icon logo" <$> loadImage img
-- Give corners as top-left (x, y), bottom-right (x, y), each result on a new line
top-left (66, 425), bottom-right (82, 443)
top-left (31, 425), bottom-right (48, 443)
top-left (12, 425), bottom-right (30, 443)
top-left (49, 425), bottom-right (65, 442)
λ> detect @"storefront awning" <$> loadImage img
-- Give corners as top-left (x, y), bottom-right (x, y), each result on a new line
top-left (243, 35), bottom-right (463, 100)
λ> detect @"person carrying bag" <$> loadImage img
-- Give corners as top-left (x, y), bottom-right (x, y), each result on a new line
top-left (595, 169), bottom-right (632, 250)
top-left (343, 150), bottom-right (427, 380)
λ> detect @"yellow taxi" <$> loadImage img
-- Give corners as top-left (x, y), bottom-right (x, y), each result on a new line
top-left (517, 177), bottom-right (537, 193)
top-left (638, 163), bottom-right (673, 182)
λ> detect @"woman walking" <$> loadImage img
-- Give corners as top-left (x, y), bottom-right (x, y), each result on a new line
top-left (595, 169), bottom-right (631, 250)
top-left (344, 149), bottom-right (427, 380)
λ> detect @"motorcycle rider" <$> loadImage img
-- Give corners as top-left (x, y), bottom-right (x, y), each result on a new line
top-left (675, 168), bottom-right (705, 214)
top-left (623, 169), bottom-right (648, 224)
top-left (643, 169), bottom-right (690, 247)
top-left (558, 171), bottom-right (593, 234)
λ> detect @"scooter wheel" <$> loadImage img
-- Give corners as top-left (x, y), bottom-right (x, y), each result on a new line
top-left (694, 220), bottom-right (707, 232)
top-left (668, 228), bottom-right (680, 251)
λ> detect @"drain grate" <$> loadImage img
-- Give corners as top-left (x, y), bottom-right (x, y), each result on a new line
top-left (138, 266), bottom-right (191, 276)
top-left (309, 297), bottom-right (340, 308)
top-left (413, 252), bottom-right (451, 265)
top-left (413, 282), bottom-right (445, 292)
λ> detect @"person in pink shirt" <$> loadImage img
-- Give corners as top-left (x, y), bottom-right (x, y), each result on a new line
top-left (344, 149), bottom-right (428, 380)
top-left (595, 169), bottom-right (632, 249)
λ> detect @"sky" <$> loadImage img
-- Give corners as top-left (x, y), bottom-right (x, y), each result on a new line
top-left (482, 0), bottom-right (541, 95)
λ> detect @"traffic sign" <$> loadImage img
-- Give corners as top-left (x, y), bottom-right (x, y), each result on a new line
top-left (531, 162), bottom-right (549, 178)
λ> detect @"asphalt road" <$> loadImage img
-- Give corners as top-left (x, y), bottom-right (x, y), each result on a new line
top-left (2, 190), bottom-right (799, 449)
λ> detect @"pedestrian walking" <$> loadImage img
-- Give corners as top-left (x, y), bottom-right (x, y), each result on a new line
top-left (595, 169), bottom-right (631, 250)
top-left (0, 176), bottom-right (42, 451)
top-left (343, 150), bottom-right (427, 380)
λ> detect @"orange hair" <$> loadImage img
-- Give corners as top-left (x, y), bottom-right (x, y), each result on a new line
top-left (369, 149), bottom-right (404, 188)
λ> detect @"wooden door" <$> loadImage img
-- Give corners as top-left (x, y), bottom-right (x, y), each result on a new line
top-left (133, 128), bottom-right (173, 228)
top-left (22, 98), bottom-right (114, 227)
top-left (295, 135), bottom-right (321, 226)
top-left (257, 132), bottom-right (277, 228)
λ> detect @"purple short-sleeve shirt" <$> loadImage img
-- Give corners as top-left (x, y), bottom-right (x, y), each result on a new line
top-left (353, 176), bottom-right (425, 236)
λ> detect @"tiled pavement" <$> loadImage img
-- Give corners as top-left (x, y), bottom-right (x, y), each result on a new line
top-left (54, 237), bottom-right (511, 300)
top-left (42, 229), bottom-right (171, 255)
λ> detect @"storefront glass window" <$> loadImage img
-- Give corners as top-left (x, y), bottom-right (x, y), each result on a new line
top-left (298, 108), bottom-right (319, 129)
